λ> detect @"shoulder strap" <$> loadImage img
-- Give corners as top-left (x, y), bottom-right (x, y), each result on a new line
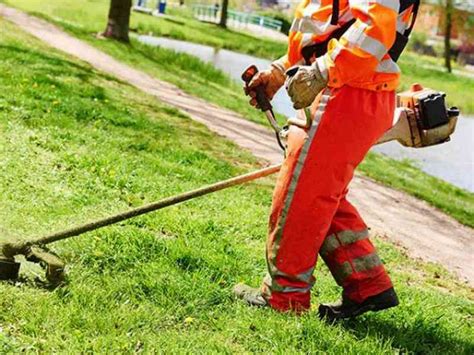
top-left (331, 0), bottom-right (340, 25)
top-left (388, 0), bottom-right (421, 62)
top-left (311, 0), bottom-right (420, 62)
top-left (403, 0), bottom-right (420, 37)
top-left (331, 0), bottom-right (420, 30)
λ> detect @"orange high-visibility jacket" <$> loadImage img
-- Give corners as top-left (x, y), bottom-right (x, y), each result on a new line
top-left (284, 0), bottom-right (415, 91)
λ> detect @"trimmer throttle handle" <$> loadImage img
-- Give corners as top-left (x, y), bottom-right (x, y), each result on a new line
top-left (241, 65), bottom-right (258, 84)
top-left (241, 65), bottom-right (272, 112)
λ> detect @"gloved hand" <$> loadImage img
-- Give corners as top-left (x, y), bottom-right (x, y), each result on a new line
top-left (245, 61), bottom-right (286, 108)
top-left (285, 61), bottom-right (328, 109)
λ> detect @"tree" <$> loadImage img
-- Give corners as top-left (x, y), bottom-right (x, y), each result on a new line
top-left (102, 0), bottom-right (132, 42)
top-left (443, 0), bottom-right (454, 72)
top-left (219, 0), bottom-right (228, 28)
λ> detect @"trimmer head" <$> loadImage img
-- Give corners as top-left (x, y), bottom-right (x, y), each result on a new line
top-left (0, 257), bottom-right (21, 280)
top-left (0, 242), bottom-right (65, 284)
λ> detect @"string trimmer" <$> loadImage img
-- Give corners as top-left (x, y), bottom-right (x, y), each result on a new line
top-left (0, 165), bottom-right (280, 283)
top-left (0, 66), bottom-right (459, 284)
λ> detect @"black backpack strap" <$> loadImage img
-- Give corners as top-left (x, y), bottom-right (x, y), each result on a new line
top-left (331, 0), bottom-right (339, 25)
top-left (403, 0), bottom-right (420, 37)
top-left (388, 0), bottom-right (420, 61)
top-left (303, 0), bottom-right (420, 63)
top-left (331, 0), bottom-right (419, 35)
top-left (301, 19), bottom-right (355, 64)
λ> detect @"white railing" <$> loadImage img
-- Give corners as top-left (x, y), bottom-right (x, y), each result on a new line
top-left (192, 4), bottom-right (283, 32)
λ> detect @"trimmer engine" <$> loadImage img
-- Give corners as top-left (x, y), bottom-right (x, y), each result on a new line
top-left (378, 84), bottom-right (459, 147)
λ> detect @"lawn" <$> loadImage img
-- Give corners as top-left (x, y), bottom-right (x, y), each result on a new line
top-left (3, 0), bottom-right (474, 114)
top-left (0, 18), bottom-right (473, 354)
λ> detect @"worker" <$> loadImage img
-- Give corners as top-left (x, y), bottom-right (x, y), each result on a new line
top-left (235, 0), bottom-right (419, 321)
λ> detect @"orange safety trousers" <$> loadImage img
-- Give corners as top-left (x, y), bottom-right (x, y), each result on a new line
top-left (261, 85), bottom-right (395, 312)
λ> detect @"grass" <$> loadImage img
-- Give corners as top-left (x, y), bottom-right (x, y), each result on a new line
top-left (3, 0), bottom-right (274, 127)
top-left (0, 18), bottom-right (473, 354)
top-left (398, 52), bottom-right (474, 114)
top-left (2, 0), bottom-right (473, 227)
top-left (3, 0), bottom-right (474, 115)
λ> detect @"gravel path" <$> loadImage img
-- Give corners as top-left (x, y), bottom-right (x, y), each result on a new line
top-left (1, 4), bottom-right (472, 286)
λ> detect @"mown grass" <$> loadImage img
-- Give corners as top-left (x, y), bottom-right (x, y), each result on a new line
top-left (4, 0), bottom-right (474, 114)
top-left (3, 0), bottom-right (474, 227)
top-left (0, 18), bottom-right (473, 354)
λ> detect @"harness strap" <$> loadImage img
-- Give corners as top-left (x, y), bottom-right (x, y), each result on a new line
top-left (301, 19), bottom-right (355, 64)
top-left (388, 0), bottom-right (420, 61)
top-left (404, 0), bottom-right (420, 37)
top-left (303, 0), bottom-right (420, 63)
top-left (331, 0), bottom-right (339, 25)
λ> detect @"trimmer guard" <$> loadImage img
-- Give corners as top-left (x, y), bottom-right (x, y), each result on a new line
top-left (26, 246), bottom-right (65, 285)
top-left (0, 257), bottom-right (21, 280)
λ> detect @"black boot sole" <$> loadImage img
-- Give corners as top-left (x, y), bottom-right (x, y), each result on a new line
top-left (343, 298), bottom-right (399, 319)
top-left (319, 288), bottom-right (399, 322)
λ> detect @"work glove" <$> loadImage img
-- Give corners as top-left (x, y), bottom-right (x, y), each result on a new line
top-left (245, 61), bottom-right (286, 108)
top-left (285, 61), bottom-right (328, 110)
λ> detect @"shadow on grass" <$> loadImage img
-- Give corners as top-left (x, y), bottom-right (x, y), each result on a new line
top-left (163, 17), bottom-right (186, 26)
top-left (0, 44), bottom-right (122, 84)
top-left (343, 315), bottom-right (474, 354)
top-left (1, 44), bottom-right (91, 73)
top-left (4, 273), bottom-right (66, 291)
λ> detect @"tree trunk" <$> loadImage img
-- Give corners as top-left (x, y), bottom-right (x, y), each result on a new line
top-left (219, 0), bottom-right (228, 28)
top-left (102, 0), bottom-right (132, 42)
top-left (444, 0), bottom-right (453, 73)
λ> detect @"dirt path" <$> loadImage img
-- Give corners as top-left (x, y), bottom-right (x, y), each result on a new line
top-left (1, 5), bottom-right (473, 286)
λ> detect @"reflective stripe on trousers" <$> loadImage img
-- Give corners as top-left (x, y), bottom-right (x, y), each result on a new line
top-left (261, 86), bottom-right (395, 312)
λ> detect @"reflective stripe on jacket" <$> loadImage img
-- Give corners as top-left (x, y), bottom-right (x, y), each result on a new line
top-left (285, 0), bottom-right (413, 91)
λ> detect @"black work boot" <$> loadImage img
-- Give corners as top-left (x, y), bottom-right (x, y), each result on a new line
top-left (233, 283), bottom-right (268, 307)
top-left (319, 287), bottom-right (399, 322)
